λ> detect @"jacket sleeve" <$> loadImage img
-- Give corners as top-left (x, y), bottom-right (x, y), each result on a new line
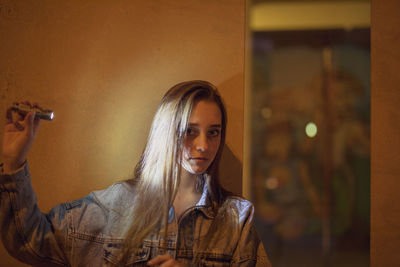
top-left (231, 203), bottom-right (272, 267)
top-left (0, 163), bottom-right (70, 266)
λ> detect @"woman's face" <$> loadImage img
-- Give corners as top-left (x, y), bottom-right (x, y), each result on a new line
top-left (182, 100), bottom-right (222, 175)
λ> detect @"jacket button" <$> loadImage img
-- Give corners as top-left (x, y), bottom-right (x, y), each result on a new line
top-left (185, 238), bottom-right (193, 247)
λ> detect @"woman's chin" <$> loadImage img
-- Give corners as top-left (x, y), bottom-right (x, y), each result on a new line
top-left (182, 164), bottom-right (208, 175)
top-left (192, 169), bottom-right (206, 175)
top-left (188, 168), bottom-right (206, 175)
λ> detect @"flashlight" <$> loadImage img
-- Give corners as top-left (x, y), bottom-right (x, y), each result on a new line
top-left (12, 103), bottom-right (54, 121)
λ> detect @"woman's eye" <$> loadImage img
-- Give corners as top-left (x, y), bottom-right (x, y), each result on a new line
top-left (186, 128), bottom-right (194, 136)
top-left (208, 129), bottom-right (220, 137)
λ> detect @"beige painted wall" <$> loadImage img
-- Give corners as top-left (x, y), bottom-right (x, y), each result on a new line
top-left (0, 1), bottom-right (245, 265)
top-left (371, 0), bottom-right (400, 266)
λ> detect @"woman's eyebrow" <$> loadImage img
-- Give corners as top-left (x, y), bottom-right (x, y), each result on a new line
top-left (209, 124), bottom-right (221, 128)
top-left (188, 123), bottom-right (221, 128)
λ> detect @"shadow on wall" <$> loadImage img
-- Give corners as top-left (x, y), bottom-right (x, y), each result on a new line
top-left (220, 146), bottom-right (242, 196)
top-left (216, 73), bottom-right (244, 197)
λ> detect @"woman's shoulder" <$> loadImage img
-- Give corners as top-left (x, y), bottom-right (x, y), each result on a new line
top-left (63, 181), bottom-right (136, 215)
top-left (62, 181), bottom-right (136, 232)
top-left (91, 180), bottom-right (136, 210)
top-left (224, 194), bottom-right (254, 207)
top-left (223, 195), bottom-right (255, 218)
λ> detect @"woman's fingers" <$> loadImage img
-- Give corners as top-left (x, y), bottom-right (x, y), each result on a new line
top-left (9, 101), bottom-right (43, 123)
top-left (148, 254), bottom-right (172, 265)
top-left (22, 100), bottom-right (42, 110)
top-left (24, 111), bottom-right (37, 133)
top-left (147, 254), bottom-right (182, 266)
top-left (6, 106), bottom-right (13, 124)
top-left (32, 102), bottom-right (43, 110)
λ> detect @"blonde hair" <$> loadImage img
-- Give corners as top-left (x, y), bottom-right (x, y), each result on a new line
top-left (120, 80), bottom-right (230, 264)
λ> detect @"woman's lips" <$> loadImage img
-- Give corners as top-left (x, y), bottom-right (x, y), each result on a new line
top-left (190, 157), bottom-right (208, 161)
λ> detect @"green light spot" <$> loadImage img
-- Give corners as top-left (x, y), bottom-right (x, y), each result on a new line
top-left (305, 122), bottom-right (317, 138)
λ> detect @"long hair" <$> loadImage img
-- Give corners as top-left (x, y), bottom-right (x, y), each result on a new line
top-left (119, 80), bottom-right (229, 264)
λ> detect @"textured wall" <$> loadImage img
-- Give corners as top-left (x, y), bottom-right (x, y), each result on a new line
top-left (0, 1), bottom-right (244, 265)
top-left (371, 0), bottom-right (400, 266)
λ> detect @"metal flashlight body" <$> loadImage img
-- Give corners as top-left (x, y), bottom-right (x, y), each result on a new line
top-left (12, 103), bottom-right (54, 121)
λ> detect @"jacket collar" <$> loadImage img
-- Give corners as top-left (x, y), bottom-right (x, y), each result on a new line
top-left (192, 182), bottom-right (216, 219)
top-left (168, 181), bottom-right (216, 223)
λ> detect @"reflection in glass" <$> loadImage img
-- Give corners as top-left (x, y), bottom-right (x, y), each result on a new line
top-left (250, 23), bottom-right (370, 267)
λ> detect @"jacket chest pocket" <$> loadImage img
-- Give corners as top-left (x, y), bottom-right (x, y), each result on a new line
top-left (199, 258), bottom-right (231, 267)
top-left (195, 252), bottom-right (232, 267)
top-left (103, 242), bottom-right (150, 266)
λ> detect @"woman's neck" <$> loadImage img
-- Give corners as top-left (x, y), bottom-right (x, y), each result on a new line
top-left (173, 169), bottom-right (202, 218)
top-left (179, 169), bottom-right (199, 192)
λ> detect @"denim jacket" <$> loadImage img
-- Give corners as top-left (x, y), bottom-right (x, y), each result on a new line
top-left (0, 163), bottom-right (271, 266)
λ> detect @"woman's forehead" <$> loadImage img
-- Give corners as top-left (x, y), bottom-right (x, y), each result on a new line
top-left (189, 101), bottom-right (222, 125)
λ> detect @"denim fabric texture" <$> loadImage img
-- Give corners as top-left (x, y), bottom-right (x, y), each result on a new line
top-left (0, 163), bottom-right (271, 266)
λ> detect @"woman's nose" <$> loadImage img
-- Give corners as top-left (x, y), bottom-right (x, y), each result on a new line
top-left (195, 134), bottom-right (208, 152)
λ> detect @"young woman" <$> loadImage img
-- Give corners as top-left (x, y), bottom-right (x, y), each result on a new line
top-left (0, 80), bottom-right (271, 266)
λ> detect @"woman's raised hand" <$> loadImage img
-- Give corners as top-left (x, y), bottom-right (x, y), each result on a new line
top-left (1, 101), bottom-right (41, 173)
